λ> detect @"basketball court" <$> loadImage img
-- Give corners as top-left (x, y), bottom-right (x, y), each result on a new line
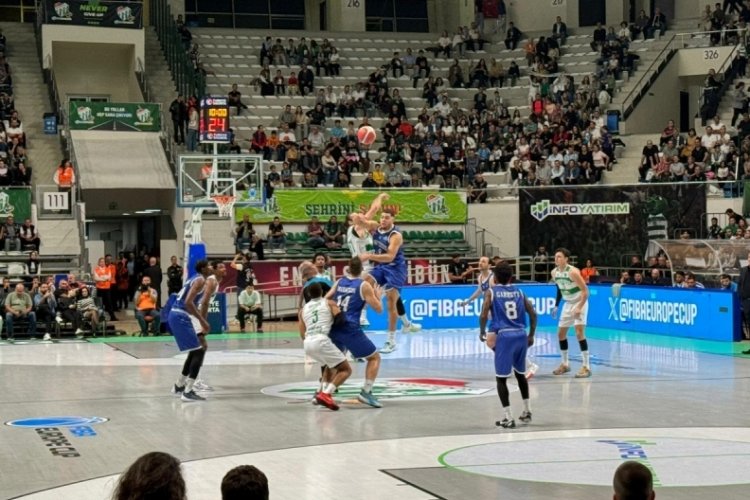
top-left (2, 323), bottom-right (749, 499)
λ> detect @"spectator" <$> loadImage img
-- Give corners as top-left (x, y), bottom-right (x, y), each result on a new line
top-left (116, 254), bottom-right (130, 310)
top-left (684, 271), bottom-right (705, 288)
top-left (648, 7), bottom-right (668, 38)
top-left (580, 259), bottom-right (599, 283)
top-left (54, 159), bottom-right (75, 190)
top-left (468, 172), bottom-right (488, 203)
top-left (504, 22), bottom-right (521, 50)
top-left (19, 218), bottom-right (39, 251)
top-left (94, 257), bottom-right (116, 321)
top-left (166, 255), bottom-right (183, 295)
top-left (169, 94), bottom-right (187, 145)
top-left (298, 63), bottom-right (314, 96)
top-left (112, 451), bottom-right (186, 500)
top-left (141, 256), bottom-right (163, 308)
top-left (448, 254), bottom-right (474, 284)
top-left (323, 215), bottom-right (343, 249)
top-left (612, 460), bottom-right (655, 500)
top-left (5, 283), bottom-right (36, 339)
top-left (34, 282), bottom-right (56, 340)
top-left (306, 215), bottom-right (326, 248)
top-left (237, 283), bottom-right (263, 333)
top-left (551, 15), bottom-right (568, 45)
top-left (186, 103), bottom-right (199, 152)
top-left (235, 214), bottom-right (265, 260)
top-left (720, 273), bottom-right (738, 291)
top-left (533, 245), bottom-right (549, 280)
top-left (221, 464), bottom-right (269, 500)
top-left (0, 215), bottom-right (20, 251)
top-left (591, 22), bottom-right (607, 51)
top-left (267, 216), bottom-right (286, 250)
top-left (135, 276), bottom-right (160, 336)
top-left (27, 250), bottom-right (40, 276)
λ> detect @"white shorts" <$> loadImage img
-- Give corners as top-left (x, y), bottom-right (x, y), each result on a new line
top-left (558, 300), bottom-right (588, 328)
top-left (304, 335), bottom-right (347, 368)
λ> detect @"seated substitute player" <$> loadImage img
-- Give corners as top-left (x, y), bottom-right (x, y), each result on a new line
top-left (299, 281), bottom-right (352, 411)
top-left (480, 263), bottom-right (537, 429)
top-left (328, 257), bottom-right (385, 407)
top-left (551, 248), bottom-right (592, 378)
top-left (461, 256), bottom-right (538, 379)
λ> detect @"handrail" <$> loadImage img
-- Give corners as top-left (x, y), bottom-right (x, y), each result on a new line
top-left (135, 57), bottom-right (151, 102)
top-left (620, 29), bottom-right (739, 120)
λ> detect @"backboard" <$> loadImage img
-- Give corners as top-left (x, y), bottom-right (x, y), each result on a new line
top-left (177, 154), bottom-right (264, 208)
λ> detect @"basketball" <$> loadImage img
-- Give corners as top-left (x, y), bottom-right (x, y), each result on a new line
top-left (357, 125), bottom-right (377, 146)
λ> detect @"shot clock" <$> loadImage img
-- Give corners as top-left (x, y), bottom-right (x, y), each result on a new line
top-left (199, 96), bottom-right (231, 143)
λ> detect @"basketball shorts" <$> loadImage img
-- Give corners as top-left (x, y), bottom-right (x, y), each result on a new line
top-left (492, 329), bottom-right (528, 377)
top-left (168, 308), bottom-right (203, 352)
top-left (304, 334), bottom-right (347, 368)
top-left (558, 300), bottom-right (589, 328)
top-left (369, 264), bottom-right (407, 291)
top-left (330, 325), bottom-right (377, 359)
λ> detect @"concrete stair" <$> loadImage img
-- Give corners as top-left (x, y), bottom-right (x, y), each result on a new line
top-left (145, 27), bottom-right (180, 147)
top-left (602, 133), bottom-right (652, 185)
top-left (0, 22), bottom-right (64, 189)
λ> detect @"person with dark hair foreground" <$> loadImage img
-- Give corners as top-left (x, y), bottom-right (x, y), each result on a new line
top-left (221, 465), bottom-right (269, 500)
top-left (112, 451), bottom-right (186, 500)
top-left (480, 263), bottom-right (537, 429)
top-left (613, 461), bottom-right (656, 500)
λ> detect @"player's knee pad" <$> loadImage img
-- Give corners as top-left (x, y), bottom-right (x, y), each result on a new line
top-left (396, 297), bottom-right (405, 316)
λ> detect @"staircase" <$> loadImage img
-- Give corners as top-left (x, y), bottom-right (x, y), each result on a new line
top-left (145, 27), bottom-right (179, 145)
top-left (0, 23), bottom-right (64, 187)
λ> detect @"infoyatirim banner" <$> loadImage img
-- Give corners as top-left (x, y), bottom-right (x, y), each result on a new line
top-left (518, 184), bottom-right (707, 267)
top-left (43, 0), bottom-right (143, 29)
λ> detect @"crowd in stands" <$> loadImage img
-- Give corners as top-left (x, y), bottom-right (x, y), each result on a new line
top-left (0, 30), bottom-right (31, 188)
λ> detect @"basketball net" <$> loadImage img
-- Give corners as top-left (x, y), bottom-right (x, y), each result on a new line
top-left (211, 194), bottom-right (236, 218)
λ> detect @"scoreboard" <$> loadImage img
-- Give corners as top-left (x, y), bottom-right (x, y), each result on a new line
top-left (199, 96), bottom-right (231, 143)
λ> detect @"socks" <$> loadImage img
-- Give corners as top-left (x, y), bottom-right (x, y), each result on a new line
top-left (323, 383), bottom-right (336, 395)
top-left (176, 374), bottom-right (187, 388)
top-left (363, 379), bottom-right (374, 393)
top-left (185, 378), bottom-right (196, 393)
top-left (387, 330), bottom-right (396, 344)
top-left (399, 314), bottom-right (410, 327)
top-left (523, 399), bottom-right (531, 413)
top-left (582, 350), bottom-right (590, 369)
top-left (503, 406), bottom-right (512, 420)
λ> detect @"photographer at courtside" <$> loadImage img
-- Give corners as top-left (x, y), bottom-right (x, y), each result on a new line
top-left (135, 276), bottom-right (161, 336)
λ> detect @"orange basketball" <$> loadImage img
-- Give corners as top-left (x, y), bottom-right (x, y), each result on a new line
top-left (357, 125), bottom-right (377, 146)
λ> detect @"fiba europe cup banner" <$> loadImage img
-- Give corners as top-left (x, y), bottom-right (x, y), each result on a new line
top-left (235, 189), bottom-right (468, 224)
top-left (44, 0), bottom-right (143, 29)
top-left (519, 184), bottom-right (706, 267)
top-left (69, 101), bottom-right (161, 132)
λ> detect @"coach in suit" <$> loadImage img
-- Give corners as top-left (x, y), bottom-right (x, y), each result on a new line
top-left (739, 252), bottom-right (750, 351)
top-left (551, 16), bottom-right (568, 45)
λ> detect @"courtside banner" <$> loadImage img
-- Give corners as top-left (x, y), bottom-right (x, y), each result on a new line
top-left (43, 0), bottom-right (143, 29)
top-left (365, 284), bottom-right (559, 330)
top-left (235, 189), bottom-right (468, 223)
top-left (588, 284), bottom-right (740, 341)
top-left (519, 184), bottom-right (706, 267)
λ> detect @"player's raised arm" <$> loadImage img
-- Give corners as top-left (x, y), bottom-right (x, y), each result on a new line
top-left (363, 192), bottom-right (390, 219)
top-left (351, 213), bottom-right (379, 232)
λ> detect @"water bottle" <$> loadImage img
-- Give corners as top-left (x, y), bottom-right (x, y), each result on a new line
top-left (249, 187), bottom-right (257, 200)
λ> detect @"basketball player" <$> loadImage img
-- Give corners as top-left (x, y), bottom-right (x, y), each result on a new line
top-left (347, 192), bottom-right (419, 330)
top-left (461, 257), bottom-right (538, 379)
top-left (551, 248), bottom-right (592, 378)
top-left (299, 282), bottom-right (351, 411)
top-left (355, 209), bottom-right (420, 354)
top-left (169, 260), bottom-right (225, 402)
top-left (480, 263), bottom-right (537, 429)
top-left (328, 257), bottom-right (384, 407)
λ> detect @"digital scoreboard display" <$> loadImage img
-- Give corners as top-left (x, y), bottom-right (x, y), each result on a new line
top-left (199, 97), bottom-right (231, 143)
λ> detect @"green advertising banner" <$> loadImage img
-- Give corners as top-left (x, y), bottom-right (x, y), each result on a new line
top-left (0, 188), bottom-right (32, 222)
top-left (235, 189), bottom-right (467, 224)
top-left (69, 101), bottom-right (161, 132)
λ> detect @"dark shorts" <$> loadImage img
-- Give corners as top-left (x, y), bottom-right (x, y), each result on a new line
top-left (492, 329), bottom-right (528, 377)
top-left (330, 326), bottom-right (377, 359)
top-left (369, 264), bottom-right (407, 291)
top-left (168, 309), bottom-right (202, 352)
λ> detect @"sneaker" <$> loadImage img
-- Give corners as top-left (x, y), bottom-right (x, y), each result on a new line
top-left (518, 411), bottom-right (532, 423)
top-left (55, 316), bottom-right (63, 325)
top-left (403, 321), bottom-right (422, 333)
top-left (496, 418), bottom-right (516, 429)
top-left (311, 393), bottom-right (320, 405)
top-left (526, 362), bottom-right (539, 379)
top-left (42, 333), bottom-right (51, 341)
top-left (181, 390), bottom-right (206, 402)
top-left (194, 379), bottom-right (214, 392)
top-left (552, 363), bottom-right (571, 375)
top-left (315, 391), bottom-right (339, 411)
top-left (75, 328), bottom-right (84, 335)
top-left (357, 390), bottom-right (382, 408)
top-left (575, 366), bottom-right (592, 378)
top-left (171, 384), bottom-right (185, 396)
top-left (379, 340), bottom-right (397, 353)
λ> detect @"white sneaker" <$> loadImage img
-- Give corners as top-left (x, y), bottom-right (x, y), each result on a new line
top-left (526, 361), bottom-right (539, 379)
top-left (403, 321), bottom-right (422, 333)
top-left (55, 316), bottom-right (63, 325)
top-left (379, 340), bottom-right (397, 353)
top-left (75, 328), bottom-right (84, 334)
top-left (193, 379), bottom-right (214, 392)
top-left (43, 333), bottom-right (52, 341)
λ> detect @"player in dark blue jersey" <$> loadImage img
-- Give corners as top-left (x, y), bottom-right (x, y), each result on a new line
top-left (480, 263), bottom-right (537, 429)
top-left (327, 257), bottom-right (384, 407)
top-left (355, 209), bottom-right (421, 354)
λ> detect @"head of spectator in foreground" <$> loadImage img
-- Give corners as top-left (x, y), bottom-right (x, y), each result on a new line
top-left (612, 460), bottom-right (655, 500)
top-left (112, 451), bottom-right (186, 500)
top-left (221, 465), bottom-right (269, 500)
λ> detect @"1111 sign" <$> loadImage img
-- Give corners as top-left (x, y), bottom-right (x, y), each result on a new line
top-left (199, 97), bottom-right (231, 143)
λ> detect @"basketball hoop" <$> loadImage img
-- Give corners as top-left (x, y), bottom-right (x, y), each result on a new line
top-left (211, 194), bottom-right (236, 218)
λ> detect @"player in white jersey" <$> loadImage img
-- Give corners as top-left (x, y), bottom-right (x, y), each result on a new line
top-left (461, 257), bottom-right (538, 379)
top-left (299, 281), bottom-right (351, 411)
top-left (551, 247), bottom-right (591, 378)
